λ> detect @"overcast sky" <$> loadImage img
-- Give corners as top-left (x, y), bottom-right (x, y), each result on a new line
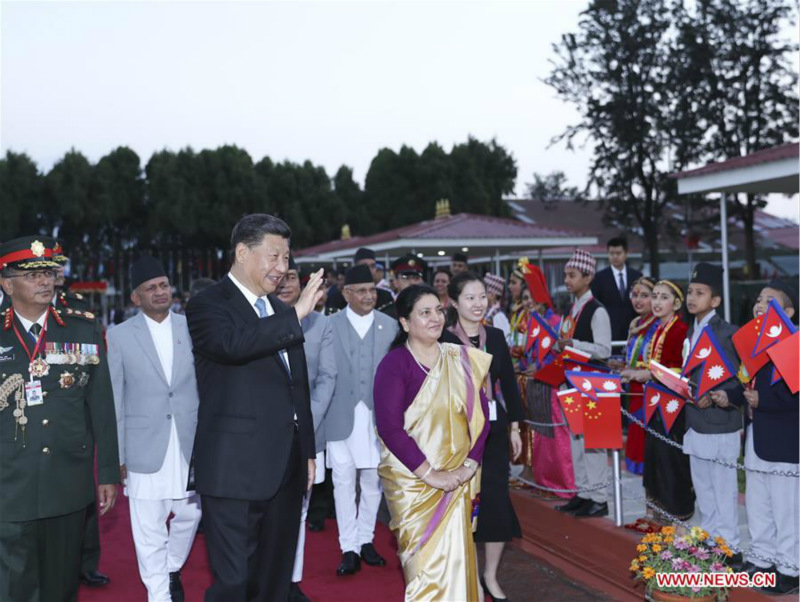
top-left (1, 0), bottom-right (797, 222)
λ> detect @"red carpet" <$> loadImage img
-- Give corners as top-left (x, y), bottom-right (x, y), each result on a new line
top-left (79, 494), bottom-right (405, 602)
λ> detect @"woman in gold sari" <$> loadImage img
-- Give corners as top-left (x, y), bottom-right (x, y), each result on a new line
top-left (375, 284), bottom-right (491, 602)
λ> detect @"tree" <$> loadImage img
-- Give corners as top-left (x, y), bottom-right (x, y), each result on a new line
top-left (681, 0), bottom-right (799, 277)
top-left (546, 0), bottom-right (694, 278)
top-left (526, 171), bottom-right (581, 208)
top-left (0, 152), bottom-right (44, 240)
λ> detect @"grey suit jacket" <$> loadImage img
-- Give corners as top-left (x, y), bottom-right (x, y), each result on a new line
top-left (108, 311), bottom-right (200, 473)
top-left (324, 309), bottom-right (398, 442)
top-left (301, 311), bottom-right (337, 453)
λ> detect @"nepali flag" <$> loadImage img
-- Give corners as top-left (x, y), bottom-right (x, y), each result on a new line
top-left (565, 371), bottom-right (622, 402)
top-left (556, 388), bottom-right (585, 435)
top-left (534, 346), bottom-right (593, 387)
top-left (643, 382), bottom-right (686, 434)
top-left (767, 331), bottom-right (799, 394)
top-left (681, 327), bottom-right (736, 399)
top-left (526, 312), bottom-right (558, 366)
top-left (583, 392), bottom-right (623, 449)
top-left (752, 299), bottom-right (796, 357)
top-left (650, 359), bottom-right (693, 400)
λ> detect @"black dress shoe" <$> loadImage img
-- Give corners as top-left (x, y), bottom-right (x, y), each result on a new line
top-left (762, 571), bottom-right (800, 595)
top-left (555, 495), bottom-right (587, 513)
top-left (723, 552), bottom-right (744, 571)
top-left (169, 571), bottom-right (184, 602)
top-left (571, 501), bottom-right (608, 518)
top-left (308, 519), bottom-right (324, 532)
top-left (336, 551), bottom-right (361, 576)
top-left (480, 576), bottom-right (509, 602)
top-left (741, 561), bottom-right (775, 578)
top-left (289, 582), bottom-right (312, 602)
top-left (79, 571), bottom-right (110, 587)
top-left (360, 543), bottom-right (386, 567)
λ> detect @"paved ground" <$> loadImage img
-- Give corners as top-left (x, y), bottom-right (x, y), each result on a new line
top-left (480, 544), bottom-right (615, 602)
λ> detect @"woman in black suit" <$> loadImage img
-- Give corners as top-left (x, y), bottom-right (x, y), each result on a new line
top-left (442, 271), bottom-right (524, 602)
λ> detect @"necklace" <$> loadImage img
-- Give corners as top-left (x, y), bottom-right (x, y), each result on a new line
top-left (648, 315), bottom-right (678, 364)
top-left (405, 341), bottom-right (442, 376)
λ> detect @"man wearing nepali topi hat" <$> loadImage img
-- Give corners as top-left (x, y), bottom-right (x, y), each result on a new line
top-left (0, 236), bottom-right (119, 602)
top-left (324, 264), bottom-right (398, 577)
top-left (326, 248), bottom-right (396, 319)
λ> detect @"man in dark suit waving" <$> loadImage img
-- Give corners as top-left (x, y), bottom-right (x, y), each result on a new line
top-left (590, 237), bottom-right (643, 343)
top-left (186, 214), bottom-right (324, 602)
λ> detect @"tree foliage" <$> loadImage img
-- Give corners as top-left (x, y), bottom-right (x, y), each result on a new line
top-left (547, 0), bottom-right (798, 278)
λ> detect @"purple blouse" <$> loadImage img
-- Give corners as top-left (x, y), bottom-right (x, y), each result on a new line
top-left (373, 346), bottom-right (490, 473)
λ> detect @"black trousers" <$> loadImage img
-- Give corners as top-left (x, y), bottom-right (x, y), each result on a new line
top-left (307, 468), bottom-right (334, 525)
top-left (80, 501), bottom-right (100, 573)
top-left (0, 508), bottom-right (85, 602)
top-left (203, 433), bottom-right (304, 602)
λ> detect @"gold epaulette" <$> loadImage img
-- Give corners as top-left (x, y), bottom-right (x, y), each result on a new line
top-left (60, 308), bottom-right (96, 321)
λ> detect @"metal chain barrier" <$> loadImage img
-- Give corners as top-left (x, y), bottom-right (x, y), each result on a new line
top-left (524, 418), bottom-right (566, 428)
top-left (619, 480), bottom-right (799, 572)
top-left (621, 407), bottom-right (799, 478)
top-left (513, 475), bottom-right (611, 495)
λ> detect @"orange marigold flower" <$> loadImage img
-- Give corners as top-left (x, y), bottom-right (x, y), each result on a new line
top-left (636, 544), bottom-right (648, 552)
top-left (643, 567), bottom-right (656, 580)
top-left (664, 537), bottom-right (674, 544)
top-left (661, 526), bottom-right (676, 536)
top-left (630, 562), bottom-right (639, 572)
top-left (639, 555), bottom-right (648, 563)
top-left (715, 536), bottom-right (726, 546)
top-left (651, 544), bottom-right (662, 553)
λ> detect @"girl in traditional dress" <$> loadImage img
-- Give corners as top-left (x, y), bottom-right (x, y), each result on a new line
top-left (622, 280), bottom-right (695, 526)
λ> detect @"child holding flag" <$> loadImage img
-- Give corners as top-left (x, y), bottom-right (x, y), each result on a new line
top-left (622, 279), bottom-right (694, 526)
top-left (553, 249), bottom-right (612, 518)
top-left (725, 280), bottom-right (799, 595)
top-left (681, 263), bottom-right (743, 567)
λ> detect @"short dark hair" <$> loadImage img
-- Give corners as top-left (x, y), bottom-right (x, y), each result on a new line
top-left (230, 214), bottom-right (291, 256)
top-left (189, 277), bottom-right (216, 298)
top-left (607, 237), bottom-right (628, 251)
top-left (434, 267), bottom-right (452, 279)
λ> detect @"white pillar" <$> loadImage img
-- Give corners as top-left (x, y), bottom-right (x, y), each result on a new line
top-left (720, 193), bottom-right (731, 322)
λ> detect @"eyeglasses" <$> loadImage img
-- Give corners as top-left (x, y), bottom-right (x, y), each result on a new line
top-left (5, 270), bottom-right (57, 282)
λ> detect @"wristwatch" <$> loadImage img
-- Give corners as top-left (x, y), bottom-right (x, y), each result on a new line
top-left (462, 458), bottom-right (478, 471)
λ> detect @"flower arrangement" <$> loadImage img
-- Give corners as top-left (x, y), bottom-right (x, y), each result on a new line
top-left (630, 526), bottom-right (732, 600)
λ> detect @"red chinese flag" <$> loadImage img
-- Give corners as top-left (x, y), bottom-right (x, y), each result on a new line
top-left (565, 371), bottom-right (622, 401)
top-left (650, 360), bottom-right (693, 400)
top-left (556, 388), bottom-right (584, 435)
top-left (583, 392), bottom-right (623, 449)
top-left (767, 331), bottom-right (799, 394)
top-left (733, 314), bottom-right (769, 381)
top-left (562, 346), bottom-right (593, 371)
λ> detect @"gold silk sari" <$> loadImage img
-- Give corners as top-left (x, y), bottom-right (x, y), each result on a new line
top-left (378, 343), bottom-right (491, 602)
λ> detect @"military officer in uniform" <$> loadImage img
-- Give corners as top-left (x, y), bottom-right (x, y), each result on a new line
top-left (49, 240), bottom-right (91, 312)
top-left (389, 254), bottom-right (428, 293)
top-left (0, 236), bottom-right (119, 602)
top-left (44, 238), bottom-right (110, 588)
top-left (325, 248), bottom-right (396, 318)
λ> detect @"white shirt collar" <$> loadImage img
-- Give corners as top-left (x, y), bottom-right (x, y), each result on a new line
top-left (611, 265), bottom-right (627, 277)
top-left (143, 311), bottom-right (173, 330)
top-left (572, 289), bottom-right (593, 315)
top-left (16, 310), bottom-right (48, 333)
top-left (228, 272), bottom-right (270, 315)
top-left (346, 306), bottom-right (375, 327)
top-left (693, 309), bottom-right (716, 334)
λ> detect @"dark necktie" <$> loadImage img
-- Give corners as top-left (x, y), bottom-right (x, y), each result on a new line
top-left (28, 323), bottom-right (42, 345)
top-left (618, 272), bottom-right (627, 301)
